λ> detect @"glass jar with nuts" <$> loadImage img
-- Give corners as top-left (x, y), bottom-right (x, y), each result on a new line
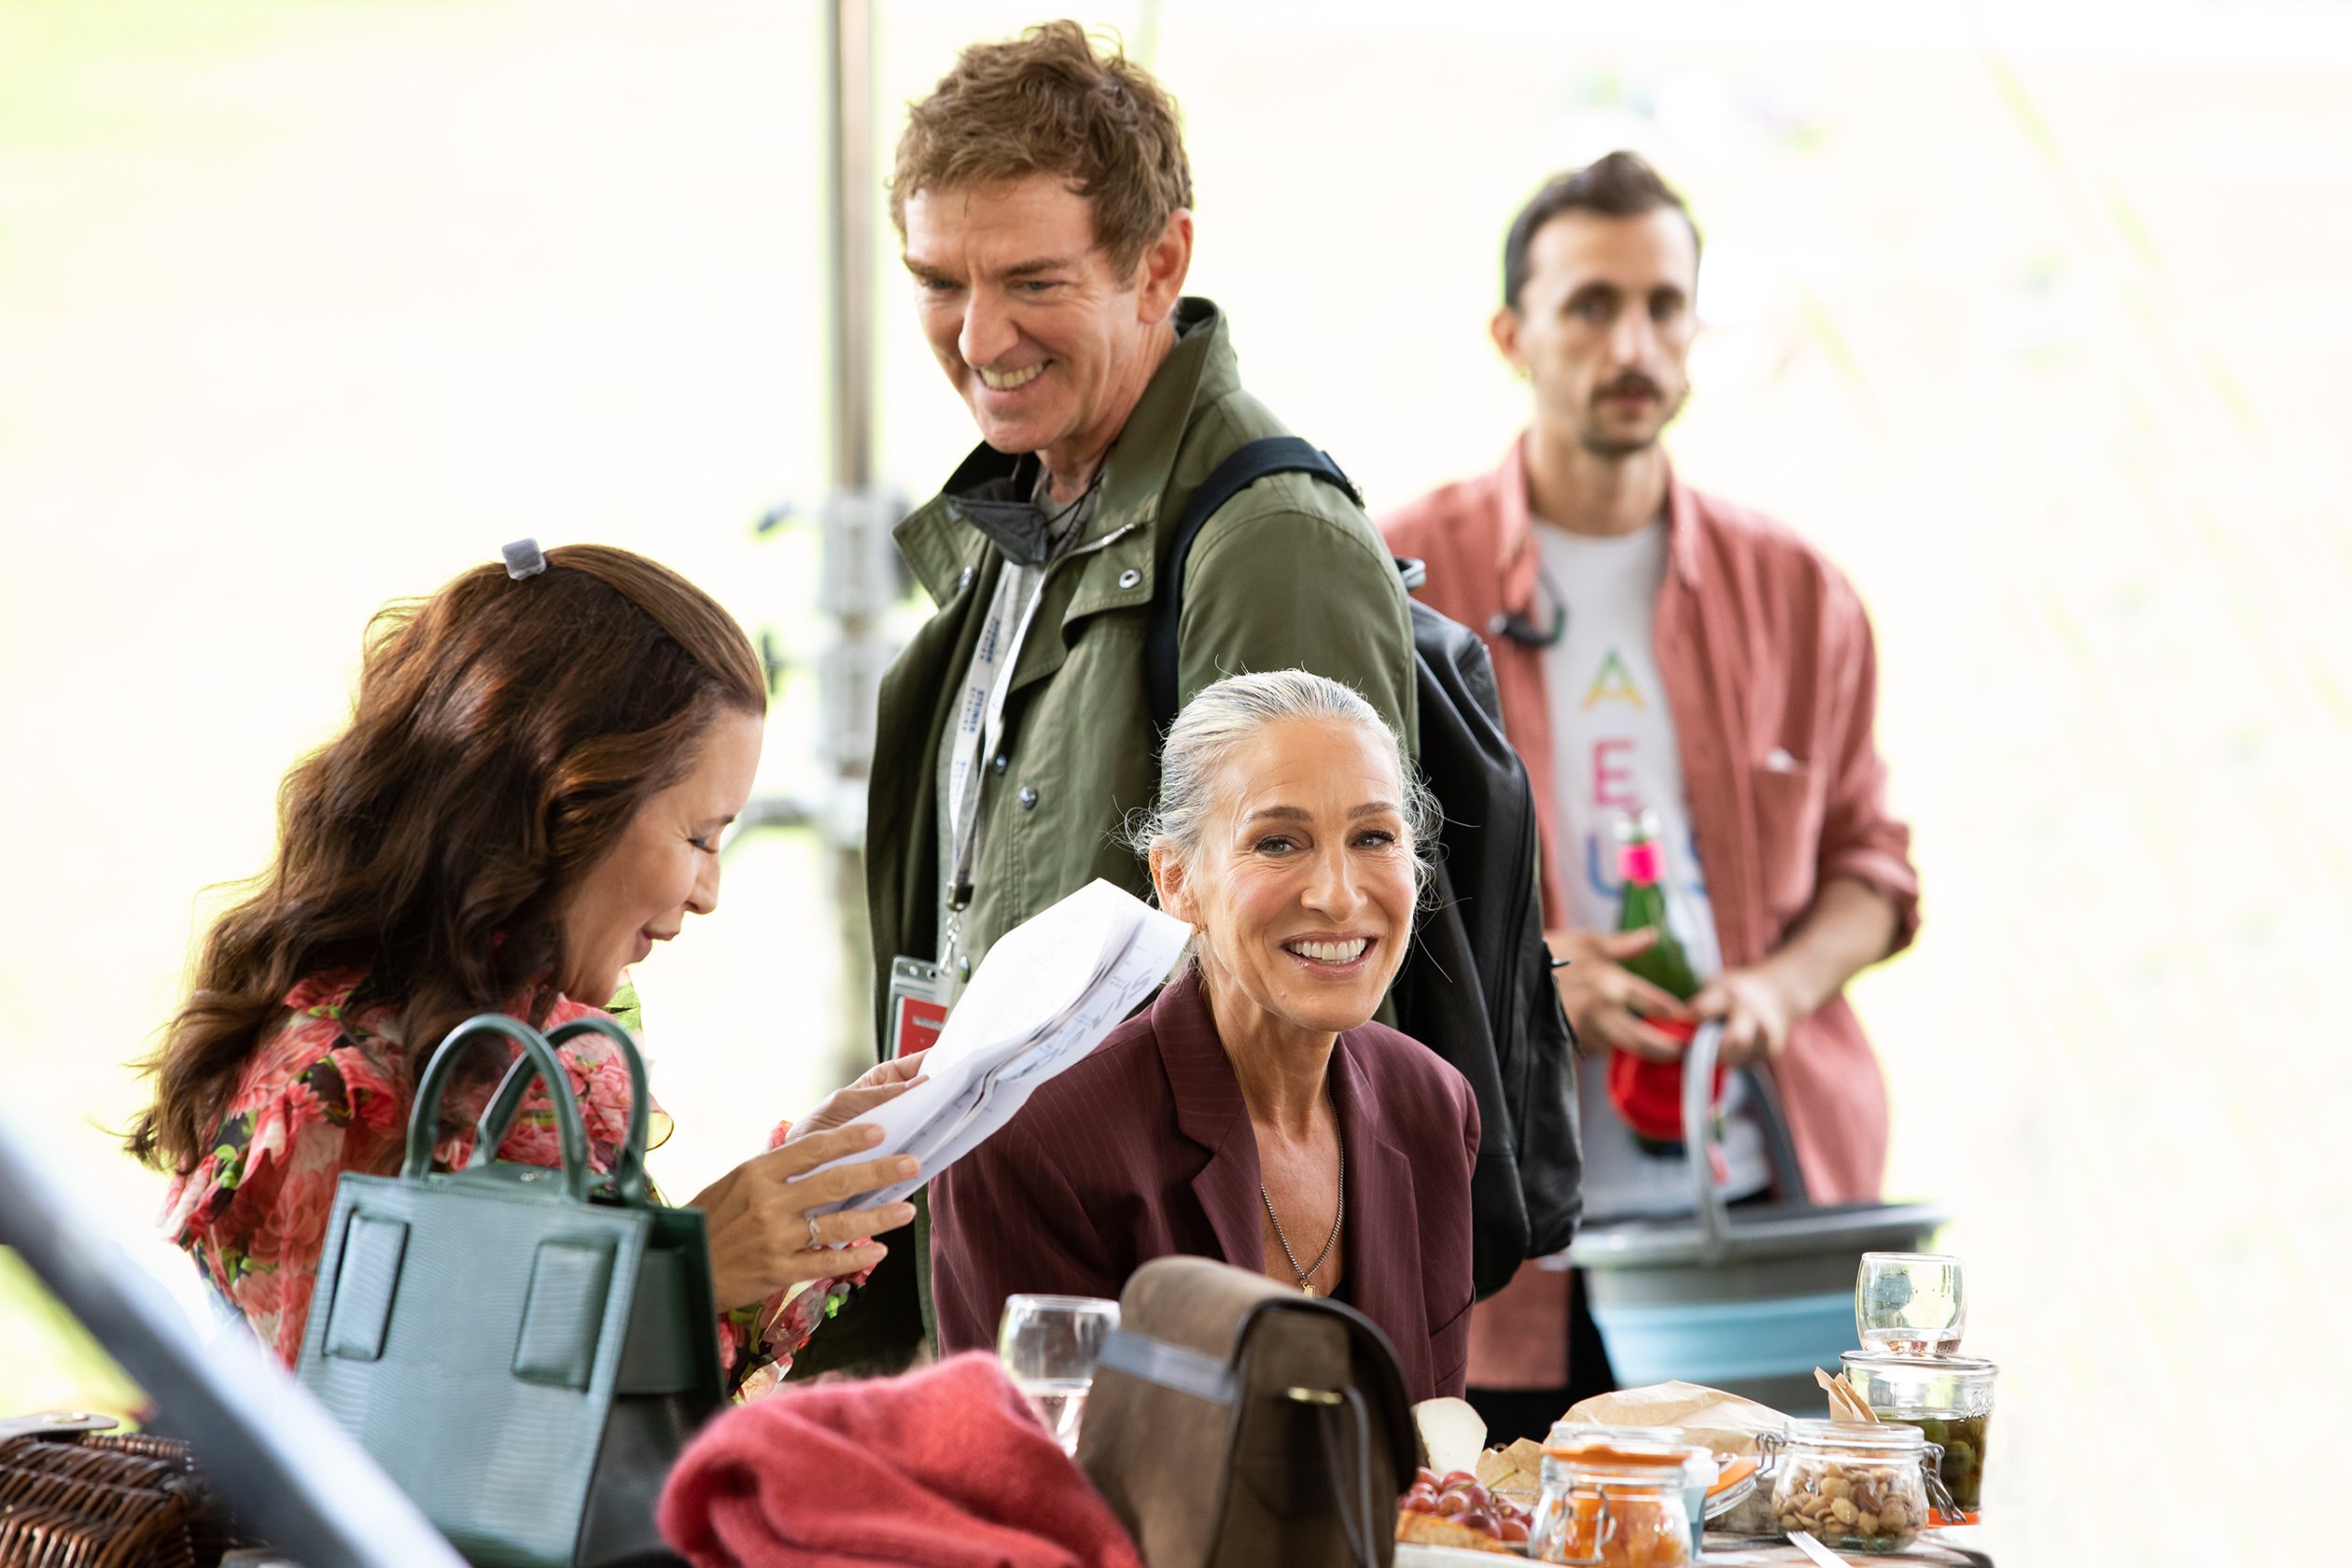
top-left (1765, 1420), bottom-right (1937, 1553)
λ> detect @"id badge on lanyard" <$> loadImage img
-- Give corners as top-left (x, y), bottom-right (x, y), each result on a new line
top-left (914, 499), bottom-right (1125, 1051)
top-left (886, 564), bottom-right (1028, 1059)
top-left (885, 956), bottom-right (953, 1059)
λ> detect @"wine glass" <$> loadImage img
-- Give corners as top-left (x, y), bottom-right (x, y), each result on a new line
top-left (1855, 1253), bottom-right (1966, 1355)
top-left (997, 1294), bottom-right (1120, 1455)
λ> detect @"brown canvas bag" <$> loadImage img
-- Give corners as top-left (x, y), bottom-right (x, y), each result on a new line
top-left (1076, 1257), bottom-right (1415, 1568)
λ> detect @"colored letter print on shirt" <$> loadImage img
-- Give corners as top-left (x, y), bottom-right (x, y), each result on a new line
top-left (1582, 648), bottom-right (1646, 711)
top-left (1594, 737), bottom-right (1635, 811)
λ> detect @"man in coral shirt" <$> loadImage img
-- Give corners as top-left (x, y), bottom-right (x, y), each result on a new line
top-left (1380, 152), bottom-right (1921, 1438)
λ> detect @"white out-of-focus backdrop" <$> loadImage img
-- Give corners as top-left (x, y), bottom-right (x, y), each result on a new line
top-left (5, 5), bottom-right (2347, 1565)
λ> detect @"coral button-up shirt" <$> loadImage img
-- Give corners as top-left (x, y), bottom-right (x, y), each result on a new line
top-left (1380, 434), bottom-right (1920, 1210)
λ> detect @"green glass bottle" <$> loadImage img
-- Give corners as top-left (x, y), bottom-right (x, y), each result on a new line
top-left (1614, 809), bottom-right (1700, 1001)
top-left (1606, 807), bottom-right (1709, 1150)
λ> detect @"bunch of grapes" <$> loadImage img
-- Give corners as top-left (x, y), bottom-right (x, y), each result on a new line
top-left (1400, 1468), bottom-right (1533, 1546)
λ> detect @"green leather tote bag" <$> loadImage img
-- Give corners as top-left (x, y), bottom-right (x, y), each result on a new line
top-left (297, 1012), bottom-right (723, 1568)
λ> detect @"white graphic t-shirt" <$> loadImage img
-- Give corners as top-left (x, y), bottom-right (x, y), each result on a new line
top-left (1536, 518), bottom-right (1770, 1222)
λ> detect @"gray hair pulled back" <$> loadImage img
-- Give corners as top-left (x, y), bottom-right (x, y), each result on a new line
top-left (1127, 669), bottom-right (1439, 892)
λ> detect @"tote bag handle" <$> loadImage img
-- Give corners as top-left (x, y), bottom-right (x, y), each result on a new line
top-left (401, 1014), bottom-right (598, 1203)
top-left (467, 1014), bottom-right (655, 1207)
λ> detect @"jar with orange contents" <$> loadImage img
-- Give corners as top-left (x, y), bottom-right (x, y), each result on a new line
top-left (1528, 1439), bottom-right (1694, 1568)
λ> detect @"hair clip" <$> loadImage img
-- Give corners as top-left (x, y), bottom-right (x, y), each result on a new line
top-left (502, 539), bottom-right (547, 581)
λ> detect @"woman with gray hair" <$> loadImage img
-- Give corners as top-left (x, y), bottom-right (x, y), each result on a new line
top-left (931, 670), bottom-right (1481, 1400)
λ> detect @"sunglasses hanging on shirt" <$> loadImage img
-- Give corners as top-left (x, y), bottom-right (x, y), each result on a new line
top-left (1490, 561), bottom-right (1569, 649)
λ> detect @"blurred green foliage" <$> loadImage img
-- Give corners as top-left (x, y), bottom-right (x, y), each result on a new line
top-left (0, 1247), bottom-right (146, 1421)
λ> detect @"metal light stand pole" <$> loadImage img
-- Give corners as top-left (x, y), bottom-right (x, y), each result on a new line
top-left (730, 0), bottom-right (897, 1078)
top-left (816, 0), bottom-right (898, 1072)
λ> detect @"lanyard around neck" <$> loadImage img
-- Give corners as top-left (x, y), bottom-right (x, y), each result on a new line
top-left (940, 517), bottom-right (1137, 970)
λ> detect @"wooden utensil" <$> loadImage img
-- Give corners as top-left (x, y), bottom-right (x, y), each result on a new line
top-left (1813, 1367), bottom-right (1880, 1423)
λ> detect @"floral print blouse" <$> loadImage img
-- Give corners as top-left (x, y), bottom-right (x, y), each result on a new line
top-left (161, 971), bottom-right (869, 1396)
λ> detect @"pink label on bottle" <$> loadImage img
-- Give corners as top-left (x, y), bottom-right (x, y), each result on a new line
top-left (1618, 840), bottom-right (1662, 884)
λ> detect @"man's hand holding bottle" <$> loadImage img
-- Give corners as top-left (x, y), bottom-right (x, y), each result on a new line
top-left (1550, 927), bottom-right (1806, 1068)
top-left (1547, 925), bottom-right (1694, 1062)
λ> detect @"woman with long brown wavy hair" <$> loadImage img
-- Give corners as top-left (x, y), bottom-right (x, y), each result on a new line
top-left (131, 543), bottom-right (918, 1393)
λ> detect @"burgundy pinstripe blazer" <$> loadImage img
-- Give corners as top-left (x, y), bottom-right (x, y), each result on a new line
top-left (930, 969), bottom-right (1480, 1402)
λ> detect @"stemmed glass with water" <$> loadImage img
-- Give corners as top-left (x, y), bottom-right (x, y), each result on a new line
top-left (997, 1294), bottom-right (1120, 1455)
top-left (1855, 1252), bottom-right (1966, 1355)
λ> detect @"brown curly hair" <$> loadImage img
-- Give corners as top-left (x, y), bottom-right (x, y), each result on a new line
top-left (127, 545), bottom-right (765, 1173)
top-left (889, 20), bottom-right (1194, 274)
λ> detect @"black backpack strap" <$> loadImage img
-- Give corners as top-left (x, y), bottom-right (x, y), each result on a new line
top-left (1146, 435), bottom-right (1364, 742)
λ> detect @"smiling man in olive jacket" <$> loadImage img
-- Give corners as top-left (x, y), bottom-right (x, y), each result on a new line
top-left (799, 22), bottom-right (1417, 1372)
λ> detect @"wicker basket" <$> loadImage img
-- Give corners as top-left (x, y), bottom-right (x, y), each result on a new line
top-left (0, 1432), bottom-right (233, 1568)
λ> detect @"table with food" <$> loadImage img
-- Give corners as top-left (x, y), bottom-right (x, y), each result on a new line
top-left (1386, 1248), bottom-right (2001, 1568)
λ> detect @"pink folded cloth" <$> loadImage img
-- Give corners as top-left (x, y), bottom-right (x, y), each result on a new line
top-left (658, 1350), bottom-right (1146, 1568)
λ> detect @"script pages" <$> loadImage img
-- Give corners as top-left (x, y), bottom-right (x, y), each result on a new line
top-left (805, 879), bottom-right (1192, 1215)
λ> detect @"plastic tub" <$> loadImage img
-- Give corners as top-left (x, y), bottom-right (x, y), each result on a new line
top-left (1568, 1023), bottom-right (1949, 1414)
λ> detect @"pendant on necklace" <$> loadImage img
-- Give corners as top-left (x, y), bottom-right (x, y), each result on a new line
top-left (1301, 1284), bottom-right (1317, 1297)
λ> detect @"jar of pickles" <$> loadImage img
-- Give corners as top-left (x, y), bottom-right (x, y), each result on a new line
top-left (1841, 1350), bottom-right (1995, 1519)
top-left (1530, 1439), bottom-right (1694, 1568)
top-left (1766, 1421), bottom-right (1938, 1553)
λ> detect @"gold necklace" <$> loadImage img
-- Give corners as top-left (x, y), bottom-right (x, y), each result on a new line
top-left (1259, 1127), bottom-right (1346, 1296)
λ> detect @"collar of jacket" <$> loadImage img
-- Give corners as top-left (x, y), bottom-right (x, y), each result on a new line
top-left (1144, 965), bottom-right (1419, 1335)
top-left (893, 296), bottom-right (1232, 611)
top-left (1493, 428), bottom-right (1709, 617)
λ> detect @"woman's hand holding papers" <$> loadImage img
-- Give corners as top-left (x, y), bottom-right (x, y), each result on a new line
top-left (779, 1054), bottom-right (929, 1144)
top-left (692, 1123), bottom-right (921, 1312)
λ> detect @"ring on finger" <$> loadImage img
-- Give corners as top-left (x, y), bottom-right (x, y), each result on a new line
top-left (805, 1215), bottom-right (823, 1253)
